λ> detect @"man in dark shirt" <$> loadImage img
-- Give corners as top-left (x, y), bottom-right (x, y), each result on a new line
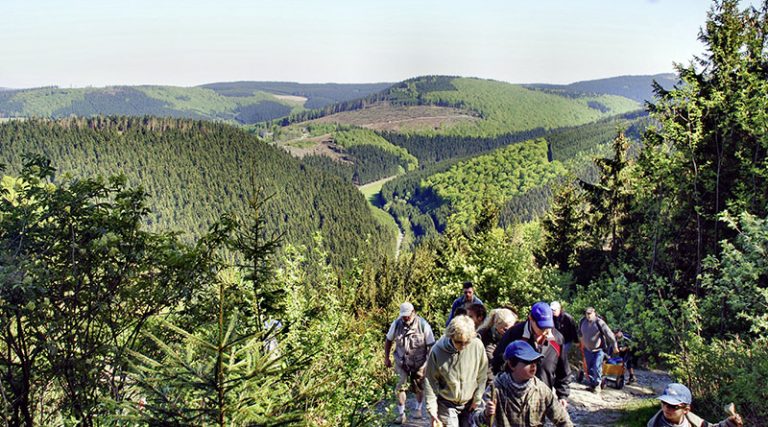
top-left (446, 281), bottom-right (483, 326)
top-left (550, 301), bottom-right (579, 357)
top-left (490, 301), bottom-right (571, 407)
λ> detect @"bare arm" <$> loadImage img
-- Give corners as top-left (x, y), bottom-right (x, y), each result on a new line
top-left (384, 339), bottom-right (393, 368)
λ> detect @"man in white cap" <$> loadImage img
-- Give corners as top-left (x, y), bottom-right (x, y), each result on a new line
top-left (384, 302), bottom-right (435, 424)
top-left (550, 301), bottom-right (578, 358)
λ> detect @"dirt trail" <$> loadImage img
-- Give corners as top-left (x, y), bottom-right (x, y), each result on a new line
top-left (382, 368), bottom-right (671, 427)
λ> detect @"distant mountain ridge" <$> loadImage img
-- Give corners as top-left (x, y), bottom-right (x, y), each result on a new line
top-left (199, 81), bottom-right (392, 109)
top-left (0, 82), bottom-right (391, 123)
top-left (526, 73), bottom-right (677, 103)
top-left (0, 74), bottom-right (671, 123)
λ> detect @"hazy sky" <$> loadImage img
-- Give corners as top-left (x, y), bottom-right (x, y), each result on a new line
top-left (1, 0), bottom-right (761, 88)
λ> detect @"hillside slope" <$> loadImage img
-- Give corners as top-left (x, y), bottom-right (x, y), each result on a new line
top-left (0, 82), bottom-right (390, 124)
top-left (285, 76), bottom-right (642, 138)
top-left (527, 73), bottom-right (677, 103)
top-left (0, 117), bottom-right (395, 268)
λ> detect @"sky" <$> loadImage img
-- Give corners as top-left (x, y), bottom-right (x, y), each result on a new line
top-left (1, 0), bottom-right (762, 88)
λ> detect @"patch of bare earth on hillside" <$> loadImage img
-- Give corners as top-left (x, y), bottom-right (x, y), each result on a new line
top-left (310, 103), bottom-right (480, 133)
top-left (279, 133), bottom-right (352, 163)
top-left (273, 94), bottom-right (308, 104)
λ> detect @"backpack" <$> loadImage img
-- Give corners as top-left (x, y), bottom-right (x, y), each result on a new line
top-left (396, 317), bottom-right (430, 373)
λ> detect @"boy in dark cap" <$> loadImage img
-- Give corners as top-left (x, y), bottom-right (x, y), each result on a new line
top-left (490, 302), bottom-right (571, 407)
top-left (474, 341), bottom-right (573, 426)
top-left (647, 383), bottom-right (743, 427)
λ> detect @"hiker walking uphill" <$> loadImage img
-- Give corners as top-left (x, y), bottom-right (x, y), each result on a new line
top-left (550, 301), bottom-right (579, 357)
top-left (446, 282), bottom-right (483, 326)
top-left (472, 341), bottom-right (573, 427)
top-left (647, 383), bottom-right (743, 427)
top-left (466, 303), bottom-right (487, 330)
top-left (614, 329), bottom-right (636, 384)
top-left (477, 308), bottom-right (518, 381)
top-left (385, 302), bottom-right (436, 424)
top-left (491, 302), bottom-right (571, 407)
top-left (579, 307), bottom-right (618, 393)
top-left (424, 315), bottom-right (487, 427)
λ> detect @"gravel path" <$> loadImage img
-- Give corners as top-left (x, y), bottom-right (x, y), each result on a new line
top-left (380, 368), bottom-right (672, 427)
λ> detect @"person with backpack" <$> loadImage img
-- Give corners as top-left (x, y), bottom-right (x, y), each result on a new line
top-left (384, 302), bottom-right (436, 424)
top-left (614, 329), bottom-right (636, 384)
top-left (490, 302), bottom-right (571, 408)
top-left (578, 307), bottom-right (618, 393)
top-left (647, 383), bottom-right (743, 427)
top-left (472, 341), bottom-right (574, 427)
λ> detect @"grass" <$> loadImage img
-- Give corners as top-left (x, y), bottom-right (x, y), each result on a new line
top-left (283, 139), bottom-right (318, 149)
top-left (615, 398), bottom-right (660, 427)
top-left (369, 205), bottom-right (400, 255)
top-left (359, 175), bottom-right (399, 202)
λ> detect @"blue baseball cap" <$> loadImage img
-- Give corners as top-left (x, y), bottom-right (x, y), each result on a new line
top-left (530, 302), bottom-right (555, 329)
top-left (504, 340), bottom-right (544, 362)
top-left (658, 383), bottom-right (692, 405)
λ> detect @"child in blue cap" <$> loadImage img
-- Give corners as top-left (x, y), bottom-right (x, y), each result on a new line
top-left (647, 383), bottom-right (743, 427)
top-left (473, 340), bottom-right (573, 427)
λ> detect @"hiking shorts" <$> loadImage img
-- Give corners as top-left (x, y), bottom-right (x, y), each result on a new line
top-left (395, 361), bottom-right (425, 394)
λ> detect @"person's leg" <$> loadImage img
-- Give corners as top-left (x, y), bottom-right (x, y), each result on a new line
top-left (437, 401), bottom-right (461, 427)
top-left (584, 349), bottom-right (598, 388)
top-left (457, 402), bottom-right (473, 427)
top-left (412, 371), bottom-right (425, 418)
top-left (594, 349), bottom-right (605, 388)
top-left (394, 365), bottom-right (408, 423)
top-left (625, 350), bottom-right (636, 382)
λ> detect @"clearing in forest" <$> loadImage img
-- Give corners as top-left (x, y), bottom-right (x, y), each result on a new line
top-left (309, 103), bottom-right (480, 133)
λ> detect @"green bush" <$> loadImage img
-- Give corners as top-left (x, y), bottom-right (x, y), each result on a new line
top-left (667, 335), bottom-right (768, 426)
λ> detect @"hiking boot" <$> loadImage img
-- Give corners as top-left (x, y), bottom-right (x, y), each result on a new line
top-left (628, 375), bottom-right (636, 384)
top-left (393, 413), bottom-right (406, 424)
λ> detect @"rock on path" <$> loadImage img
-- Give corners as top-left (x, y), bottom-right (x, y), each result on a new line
top-left (381, 368), bottom-right (672, 427)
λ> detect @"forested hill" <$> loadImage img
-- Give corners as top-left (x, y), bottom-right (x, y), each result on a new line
top-left (282, 76), bottom-right (642, 137)
top-left (0, 82), bottom-right (390, 124)
top-left (0, 117), bottom-right (395, 268)
top-left (199, 81), bottom-right (392, 110)
top-left (526, 73), bottom-right (677, 103)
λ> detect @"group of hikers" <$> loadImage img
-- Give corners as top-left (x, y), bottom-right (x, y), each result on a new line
top-left (383, 282), bottom-right (744, 427)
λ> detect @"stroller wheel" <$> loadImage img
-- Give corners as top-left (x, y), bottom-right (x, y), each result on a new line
top-left (577, 370), bottom-right (584, 383)
top-left (616, 375), bottom-right (625, 389)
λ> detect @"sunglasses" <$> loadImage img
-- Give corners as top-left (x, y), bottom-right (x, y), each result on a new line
top-left (662, 402), bottom-right (687, 411)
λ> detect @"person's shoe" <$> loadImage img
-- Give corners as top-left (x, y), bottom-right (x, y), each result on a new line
top-left (628, 375), bottom-right (636, 384)
top-left (393, 413), bottom-right (406, 424)
top-left (412, 410), bottom-right (423, 419)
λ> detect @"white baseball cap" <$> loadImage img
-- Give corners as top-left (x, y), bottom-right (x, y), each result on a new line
top-left (399, 302), bottom-right (415, 318)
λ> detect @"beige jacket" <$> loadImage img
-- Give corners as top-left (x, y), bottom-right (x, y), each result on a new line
top-left (424, 335), bottom-right (488, 417)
